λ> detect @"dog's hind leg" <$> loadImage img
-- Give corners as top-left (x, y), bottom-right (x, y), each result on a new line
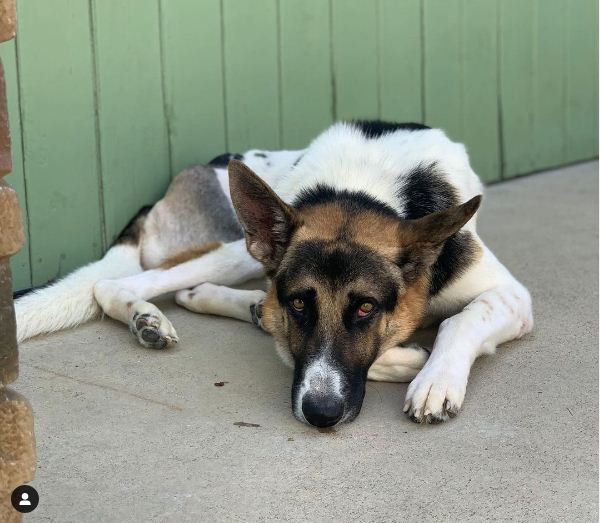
top-left (94, 238), bottom-right (264, 348)
top-left (367, 345), bottom-right (430, 382)
top-left (92, 165), bottom-right (254, 348)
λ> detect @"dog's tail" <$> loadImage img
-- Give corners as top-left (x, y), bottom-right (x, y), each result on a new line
top-left (15, 243), bottom-right (142, 343)
top-left (15, 206), bottom-right (151, 343)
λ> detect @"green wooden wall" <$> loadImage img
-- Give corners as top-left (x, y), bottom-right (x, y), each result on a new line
top-left (1, 0), bottom-right (598, 290)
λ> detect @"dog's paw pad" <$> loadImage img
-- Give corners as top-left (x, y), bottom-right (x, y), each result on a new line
top-left (130, 312), bottom-right (178, 349)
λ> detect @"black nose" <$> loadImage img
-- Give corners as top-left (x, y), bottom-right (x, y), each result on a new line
top-left (302, 394), bottom-right (344, 427)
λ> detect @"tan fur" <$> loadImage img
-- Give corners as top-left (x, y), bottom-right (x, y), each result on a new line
top-left (296, 203), bottom-right (402, 259)
top-left (380, 274), bottom-right (430, 354)
top-left (159, 242), bottom-right (221, 269)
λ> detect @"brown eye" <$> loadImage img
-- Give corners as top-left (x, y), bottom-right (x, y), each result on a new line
top-left (292, 298), bottom-right (305, 311)
top-left (357, 302), bottom-right (374, 318)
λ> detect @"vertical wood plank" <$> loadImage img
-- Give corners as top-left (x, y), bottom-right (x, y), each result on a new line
top-left (159, 0), bottom-right (226, 172)
top-left (17, 0), bottom-right (103, 285)
top-left (498, 0), bottom-right (535, 177)
top-left (423, 0), bottom-right (462, 139)
top-left (0, 40), bottom-right (30, 290)
top-left (377, 0), bottom-right (423, 123)
top-left (331, 0), bottom-right (379, 120)
top-left (92, 0), bottom-right (171, 242)
top-left (565, 0), bottom-right (598, 162)
top-left (279, 0), bottom-right (332, 149)
top-left (222, 0), bottom-right (280, 152)
top-left (532, 0), bottom-right (566, 170)
top-left (461, 0), bottom-right (500, 182)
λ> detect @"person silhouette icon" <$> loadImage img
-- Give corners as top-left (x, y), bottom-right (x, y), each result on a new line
top-left (11, 484), bottom-right (39, 513)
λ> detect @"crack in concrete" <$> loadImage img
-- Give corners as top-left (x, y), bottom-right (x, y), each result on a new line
top-left (23, 363), bottom-right (184, 412)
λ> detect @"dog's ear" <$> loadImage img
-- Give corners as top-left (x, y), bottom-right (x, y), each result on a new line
top-left (228, 160), bottom-right (300, 273)
top-left (397, 195), bottom-right (481, 281)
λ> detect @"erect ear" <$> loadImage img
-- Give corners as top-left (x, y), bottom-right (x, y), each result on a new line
top-left (398, 195), bottom-right (482, 280)
top-left (228, 159), bottom-right (300, 273)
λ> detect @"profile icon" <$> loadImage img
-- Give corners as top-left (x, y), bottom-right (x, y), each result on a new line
top-left (11, 485), bottom-right (39, 513)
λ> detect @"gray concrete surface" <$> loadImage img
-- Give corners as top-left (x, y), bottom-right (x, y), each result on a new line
top-left (15, 162), bottom-right (599, 522)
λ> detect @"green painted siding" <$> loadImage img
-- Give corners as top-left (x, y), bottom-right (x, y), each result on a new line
top-left (0, 0), bottom-right (597, 290)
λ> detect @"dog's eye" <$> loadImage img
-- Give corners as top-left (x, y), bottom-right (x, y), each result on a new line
top-left (291, 298), bottom-right (305, 312)
top-left (357, 302), bottom-right (374, 318)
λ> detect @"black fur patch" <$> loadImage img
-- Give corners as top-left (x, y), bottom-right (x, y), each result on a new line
top-left (293, 184), bottom-right (398, 219)
top-left (400, 163), bottom-right (459, 219)
top-left (208, 152), bottom-right (243, 167)
top-left (398, 163), bottom-right (476, 295)
top-left (429, 232), bottom-right (477, 295)
top-left (352, 120), bottom-right (430, 139)
top-left (112, 205), bottom-right (153, 246)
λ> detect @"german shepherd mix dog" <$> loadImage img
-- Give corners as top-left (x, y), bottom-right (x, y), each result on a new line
top-left (15, 121), bottom-right (533, 427)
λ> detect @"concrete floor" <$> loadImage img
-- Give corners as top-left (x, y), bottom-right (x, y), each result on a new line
top-left (16, 162), bottom-right (598, 522)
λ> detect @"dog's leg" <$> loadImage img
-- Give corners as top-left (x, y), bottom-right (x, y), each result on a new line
top-left (175, 283), bottom-right (266, 325)
top-left (404, 280), bottom-right (533, 423)
top-left (94, 239), bottom-right (263, 348)
top-left (367, 344), bottom-right (430, 382)
top-left (15, 243), bottom-right (143, 343)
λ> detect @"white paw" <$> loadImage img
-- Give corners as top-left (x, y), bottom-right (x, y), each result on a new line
top-left (403, 364), bottom-right (468, 424)
top-left (175, 283), bottom-right (266, 324)
top-left (175, 283), bottom-right (217, 313)
top-left (129, 303), bottom-right (178, 349)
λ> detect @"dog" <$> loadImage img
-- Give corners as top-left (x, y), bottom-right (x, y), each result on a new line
top-left (15, 120), bottom-right (533, 427)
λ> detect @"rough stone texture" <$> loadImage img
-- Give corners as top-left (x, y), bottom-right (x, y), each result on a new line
top-left (0, 0), bottom-right (16, 43)
top-left (15, 162), bottom-right (599, 522)
top-left (0, 258), bottom-right (17, 385)
top-left (0, 180), bottom-right (24, 257)
top-left (0, 31), bottom-right (33, 518)
top-left (0, 60), bottom-right (11, 176)
top-left (0, 388), bottom-right (35, 523)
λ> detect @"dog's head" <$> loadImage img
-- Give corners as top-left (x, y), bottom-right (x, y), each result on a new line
top-left (229, 160), bottom-right (480, 427)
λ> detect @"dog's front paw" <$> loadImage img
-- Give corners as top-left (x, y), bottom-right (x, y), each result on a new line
top-left (129, 305), bottom-right (178, 349)
top-left (403, 365), bottom-right (468, 424)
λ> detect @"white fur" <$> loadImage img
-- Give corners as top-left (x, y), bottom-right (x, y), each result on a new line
top-left (404, 282), bottom-right (533, 422)
top-left (98, 239), bottom-right (262, 302)
top-left (175, 283), bottom-right (266, 323)
top-left (15, 244), bottom-right (141, 343)
top-left (294, 356), bottom-right (344, 423)
top-left (368, 345), bottom-right (430, 382)
top-left (272, 123), bottom-right (482, 221)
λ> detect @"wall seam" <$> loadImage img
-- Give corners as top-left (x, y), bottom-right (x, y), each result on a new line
top-left (328, 0), bottom-right (337, 122)
top-left (419, 0), bottom-right (426, 124)
top-left (275, 0), bottom-right (284, 148)
top-left (12, 31), bottom-right (33, 286)
top-left (88, 0), bottom-right (107, 251)
top-left (375, 0), bottom-right (382, 119)
top-left (495, 0), bottom-right (505, 180)
top-left (219, 0), bottom-right (229, 151)
top-left (157, 0), bottom-right (174, 178)
top-left (563, 0), bottom-right (570, 162)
